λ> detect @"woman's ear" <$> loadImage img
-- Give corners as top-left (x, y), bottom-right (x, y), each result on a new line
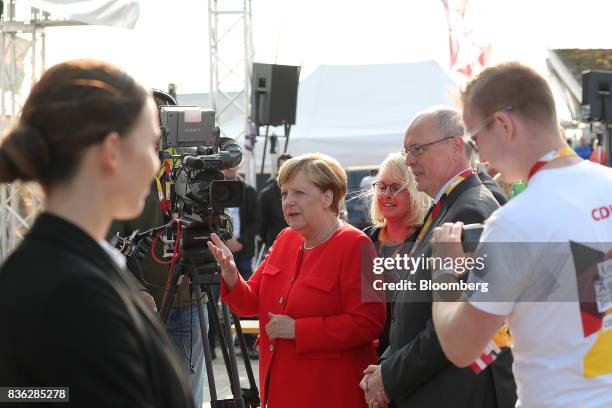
top-left (99, 131), bottom-right (121, 175)
top-left (323, 189), bottom-right (333, 208)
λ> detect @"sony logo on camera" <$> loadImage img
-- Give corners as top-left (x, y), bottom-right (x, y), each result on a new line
top-left (160, 106), bottom-right (215, 148)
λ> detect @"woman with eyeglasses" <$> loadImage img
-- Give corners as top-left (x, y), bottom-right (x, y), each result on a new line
top-left (363, 152), bottom-right (430, 355)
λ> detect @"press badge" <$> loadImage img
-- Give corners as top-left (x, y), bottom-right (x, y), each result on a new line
top-left (603, 314), bottom-right (612, 332)
top-left (595, 258), bottom-right (612, 314)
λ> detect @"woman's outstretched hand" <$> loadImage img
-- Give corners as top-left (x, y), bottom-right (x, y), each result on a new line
top-left (207, 233), bottom-right (240, 290)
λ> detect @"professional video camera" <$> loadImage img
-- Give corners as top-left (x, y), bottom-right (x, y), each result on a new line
top-left (159, 106), bottom-right (259, 408)
top-left (111, 97), bottom-right (259, 408)
top-left (158, 106), bottom-right (244, 281)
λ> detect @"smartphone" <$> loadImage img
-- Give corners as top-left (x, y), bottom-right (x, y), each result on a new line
top-left (461, 223), bottom-right (485, 253)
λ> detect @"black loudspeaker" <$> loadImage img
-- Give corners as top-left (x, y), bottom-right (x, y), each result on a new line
top-left (582, 70), bottom-right (612, 121)
top-left (251, 63), bottom-right (300, 126)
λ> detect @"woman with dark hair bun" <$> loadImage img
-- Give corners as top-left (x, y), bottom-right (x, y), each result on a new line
top-left (0, 60), bottom-right (194, 408)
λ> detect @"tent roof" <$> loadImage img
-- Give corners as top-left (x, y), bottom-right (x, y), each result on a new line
top-left (180, 59), bottom-right (579, 173)
top-left (239, 60), bottom-right (459, 168)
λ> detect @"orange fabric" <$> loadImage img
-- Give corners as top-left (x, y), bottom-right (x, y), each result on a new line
top-left (589, 148), bottom-right (608, 166)
top-left (222, 225), bottom-right (385, 407)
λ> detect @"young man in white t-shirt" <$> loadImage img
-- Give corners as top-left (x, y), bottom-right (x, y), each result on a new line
top-left (430, 62), bottom-right (612, 407)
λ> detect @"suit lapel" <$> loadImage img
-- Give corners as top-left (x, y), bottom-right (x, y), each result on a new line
top-left (418, 174), bottom-right (483, 249)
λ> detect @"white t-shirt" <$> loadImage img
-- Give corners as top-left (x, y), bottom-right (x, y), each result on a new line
top-left (468, 161), bottom-right (612, 408)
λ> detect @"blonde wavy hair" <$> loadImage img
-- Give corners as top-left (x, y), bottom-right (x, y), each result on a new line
top-left (277, 153), bottom-right (347, 216)
top-left (369, 152), bottom-right (430, 228)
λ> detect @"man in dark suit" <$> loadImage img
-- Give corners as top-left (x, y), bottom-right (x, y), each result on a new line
top-left (360, 107), bottom-right (516, 408)
top-left (258, 153), bottom-right (292, 250)
top-left (465, 138), bottom-right (509, 206)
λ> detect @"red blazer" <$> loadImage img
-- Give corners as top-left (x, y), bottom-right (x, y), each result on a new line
top-left (222, 224), bottom-right (385, 407)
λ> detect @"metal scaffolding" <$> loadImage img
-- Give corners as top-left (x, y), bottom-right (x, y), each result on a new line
top-left (208, 0), bottom-right (255, 185)
top-left (0, 1), bottom-right (85, 260)
top-left (0, 0), bottom-right (255, 259)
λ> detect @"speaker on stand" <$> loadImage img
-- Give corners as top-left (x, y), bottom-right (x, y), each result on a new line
top-left (250, 63), bottom-right (300, 178)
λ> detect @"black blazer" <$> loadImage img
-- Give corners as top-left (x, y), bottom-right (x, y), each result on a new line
top-left (363, 225), bottom-right (419, 356)
top-left (257, 179), bottom-right (287, 249)
top-left (478, 171), bottom-right (508, 206)
top-left (0, 213), bottom-right (194, 408)
top-left (380, 174), bottom-right (516, 408)
top-left (236, 179), bottom-right (260, 258)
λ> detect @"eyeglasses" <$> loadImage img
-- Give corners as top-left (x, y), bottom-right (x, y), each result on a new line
top-left (401, 136), bottom-right (456, 157)
top-left (373, 182), bottom-right (405, 195)
top-left (463, 106), bottom-right (513, 151)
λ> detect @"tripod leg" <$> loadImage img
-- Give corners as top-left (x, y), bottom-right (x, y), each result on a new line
top-left (203, 286), bottom-right (238, 392)
top-left (159, 264), bottom-right (183, 325)
top-left (193, 285), bottom-right (218, 403)
top-left (232, 315), bottom-right (259, 402)
top-left (221, 302), bottom-right (247, 408)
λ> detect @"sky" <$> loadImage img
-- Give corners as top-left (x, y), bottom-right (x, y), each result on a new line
top-left (35, 0), bottom-right (612, 94)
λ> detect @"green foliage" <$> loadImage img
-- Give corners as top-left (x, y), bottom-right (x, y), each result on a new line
top-left (554, 49), bottom-right (612, 82)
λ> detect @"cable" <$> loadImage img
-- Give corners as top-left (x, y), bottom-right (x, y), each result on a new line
top-left (151, 233), bottom-right (173, 265)
top-left (160, 221), bottom-right (182, 308)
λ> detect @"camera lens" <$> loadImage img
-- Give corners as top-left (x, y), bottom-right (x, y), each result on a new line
top-left (211, 183), bottom-right (232, 203)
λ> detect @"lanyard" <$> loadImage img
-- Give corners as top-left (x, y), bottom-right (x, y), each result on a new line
top-left (155, 160), bottom-right (172, 215)
top-left (527, 146), bottom-right (577, 181)
top-left (415, 169), bottom-right (476, 244)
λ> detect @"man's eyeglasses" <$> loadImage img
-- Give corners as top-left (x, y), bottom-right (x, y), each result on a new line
top-left (373, 182), bottom-right (405, 195)
top-left (401, 136), bottom-right (456, 157)
top-left (463, 106), bottom-right (513, 150)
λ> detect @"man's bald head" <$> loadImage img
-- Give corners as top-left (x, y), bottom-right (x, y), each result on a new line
top-left (403, 106), bottom-right (471, 198)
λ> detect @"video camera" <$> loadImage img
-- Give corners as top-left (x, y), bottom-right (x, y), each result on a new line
top-left (157, 106), bottom-right (244, 279)
top-left (160, 106), bottom-right (243, 210)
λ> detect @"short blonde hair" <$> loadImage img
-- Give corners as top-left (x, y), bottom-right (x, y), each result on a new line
top-left (277, 153), bottom-right (347, 216)
top-left (461, 61), bottom-right (558, 129)
top-left (369, 152), bottom-right (430, 228)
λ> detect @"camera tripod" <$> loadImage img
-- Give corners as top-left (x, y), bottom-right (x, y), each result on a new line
top-left (158, 262), bottom-right (260, 408)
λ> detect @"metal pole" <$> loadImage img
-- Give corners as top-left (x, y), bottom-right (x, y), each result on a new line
top-left (208, 0), bottom-right (216, 112)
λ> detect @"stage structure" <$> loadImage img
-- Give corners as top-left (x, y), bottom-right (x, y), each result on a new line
top-left (208, 0), bottom-right (255, 186)
top-left (0, 0), bottom-right (139, 260)
top-left (1, 1), bottom-right (71, 260)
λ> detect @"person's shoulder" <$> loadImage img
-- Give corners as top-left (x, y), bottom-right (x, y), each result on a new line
top-left (260, 181), bottom-right (278, 196)
top-left (244, 182), bottom-right (257, 194)
top-left (582, 159), bottom-right (612, 178)
top-left (335, 222), bottom-right (373, 246)
top-left (533, 160), bottom-right (612, 189)
top-left (2, 237), bottom-right (95, 279)
top-left (273, 226), bottom-right (301, 243)
top-left (481, 191), bottom-right (534, 239)
top-left (447, 180), bottom-right (499, 223)
top-left (362, 225), bottom-right (380, 242)
top-left (1, 240), bottom-right (123, 312)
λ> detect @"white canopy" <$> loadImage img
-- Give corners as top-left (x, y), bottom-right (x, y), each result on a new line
top-left (236, 61), bottom-right (459, 169)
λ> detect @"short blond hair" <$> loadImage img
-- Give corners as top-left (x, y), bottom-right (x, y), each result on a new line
top-left (461, 62), bottom-right (558, 128)
top-left (369, 153), bottom-right (430, 228)
top-left (277, 153), bottom-right (347, 216)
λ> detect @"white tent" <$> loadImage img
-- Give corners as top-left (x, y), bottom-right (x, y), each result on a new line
top-left (287, 61), bottom-right (457, 166)
top-left (232, 61), bottom-right (459, 170)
